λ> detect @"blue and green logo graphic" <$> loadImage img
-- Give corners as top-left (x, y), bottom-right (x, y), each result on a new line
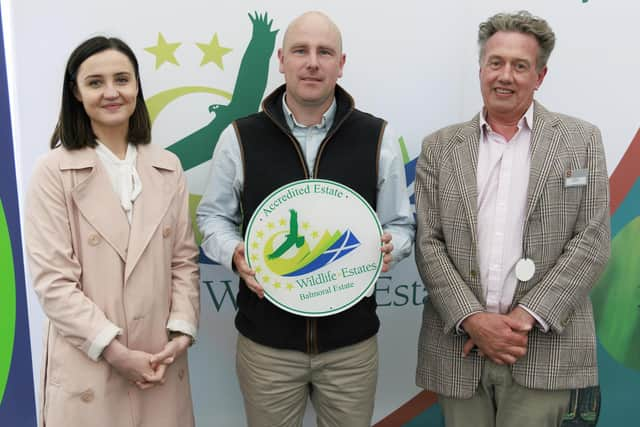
top-left (0, 198), bottom-right (16, 406)
top-left (262, 209), bottom-right (361, 277)
top-left (592, 129), bottom-right (640, 371)
top-left (245, 180), bottom-right (382, 316)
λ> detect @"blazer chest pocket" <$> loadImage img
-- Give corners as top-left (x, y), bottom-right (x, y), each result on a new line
top-left (544, 172), bottom-right (584, 217)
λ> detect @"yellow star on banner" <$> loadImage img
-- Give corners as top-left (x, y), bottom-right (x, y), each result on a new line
top-left (145, 33), bottom-right (181, 69)
top-left (263, 276), bottom-right (270, 283)
top-left (302, 222), bottom-right (310, 230)
top-left (286, 283), bottom-right (294, 291)
top-left (196, 33), bottom-right (232, 69)
top-left (267, 222), bottom-right (275, 229)
top-left (257, 230), bottom-right (264, 239)
top-left (279, 218), bottom-right (286, 226)
top-left (250, 254), bottom-right (258, 262)
top-left (255, 266), bottom-right (262, 273)
top-left (311, 231), bottom-right (319, 239)
top-left (251, 242), bottom-right (259, 249)
top-left (273, 282), bottom-right (281, 289)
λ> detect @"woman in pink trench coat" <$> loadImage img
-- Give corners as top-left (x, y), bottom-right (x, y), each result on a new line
top-left (24, 37), bottom-right (200, 427)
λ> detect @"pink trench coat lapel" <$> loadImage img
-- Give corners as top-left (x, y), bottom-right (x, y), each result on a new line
top-left (65, 148), bottom-right (130, 261)
top-left (124, 145), bottom-right (177, 283)
top-left (66, 145), bottom-right (178, 281)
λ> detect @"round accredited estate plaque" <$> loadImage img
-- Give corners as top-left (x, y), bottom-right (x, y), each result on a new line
top-left (245, 179), bottom-right (383, 317)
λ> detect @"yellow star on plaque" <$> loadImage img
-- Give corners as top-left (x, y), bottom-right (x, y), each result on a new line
top-left (311, 231), bottom-right (319, 239)
top-left (302, 222), bottom-right (310, 230)
top-left (257, 230), bottom-right (264, 239)
top-left (286, 283), bottom-right (294, 291)
top-left (196, 33), bottom-right (232, 69)
top-left (250, 254), bottom-right (258, 262)
top-left (273, 282), bottom-right (281, 289)
top-left (263, 276), bottom-right (270, 283)
top-left (255, 266), bottom-right (263, 274)
top-left (279, 218), bottom-right (287, 226)
top-left (145, 33), bottom-right (181, 69)
top-left (267, 222), bottom-right (275, 229)
top-left (251, 242), bottom-right (259, 249)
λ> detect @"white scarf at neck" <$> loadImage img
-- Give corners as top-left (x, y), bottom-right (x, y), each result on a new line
top-left (95, 141), bottom-right (142, 223)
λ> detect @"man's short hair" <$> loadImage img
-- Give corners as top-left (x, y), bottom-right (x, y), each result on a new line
top-left (478, 11), bottom-right (556, 71)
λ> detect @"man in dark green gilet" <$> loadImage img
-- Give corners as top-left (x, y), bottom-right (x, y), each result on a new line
top-left (198, 11), bottom-right (415, 427)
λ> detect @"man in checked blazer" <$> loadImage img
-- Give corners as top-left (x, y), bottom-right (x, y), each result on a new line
top-left (414, 11), bottom-right (610, 427)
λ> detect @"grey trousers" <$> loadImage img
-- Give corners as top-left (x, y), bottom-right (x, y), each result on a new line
top-left (439, 360), bottom-right (571, 427)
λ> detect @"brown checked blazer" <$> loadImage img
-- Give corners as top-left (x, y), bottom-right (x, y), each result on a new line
top-left (414, 102), bottom-right (610, 399)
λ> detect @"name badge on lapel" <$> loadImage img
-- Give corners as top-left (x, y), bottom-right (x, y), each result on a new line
top-left (564, 168), bottom-right (588, 188)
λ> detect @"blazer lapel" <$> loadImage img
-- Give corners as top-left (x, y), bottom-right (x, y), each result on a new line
top-left (124, 145), bottom-right (177, 282)
top-left (525, 101), bottom-right (561, 222)
top-left (68, 148), bottom-right (130, 261)
top-left (452, 115), bottom-right (481, 247)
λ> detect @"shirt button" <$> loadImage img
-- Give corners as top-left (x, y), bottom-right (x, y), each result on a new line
top-left (162, 226), bottom-right (171, 238)
top-left (88, 234), bottom-right (100, 246)
top-left (80, 389), bottom-right (94, 403)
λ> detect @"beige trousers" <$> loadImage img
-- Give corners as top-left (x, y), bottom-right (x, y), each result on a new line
top-left (439, 360), bottom-right (571, 427)
top-left (236, 334), bottom-right (378, 427)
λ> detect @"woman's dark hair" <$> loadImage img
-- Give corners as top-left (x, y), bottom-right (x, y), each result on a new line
top-left (50, 36), bottom-right (151, 149)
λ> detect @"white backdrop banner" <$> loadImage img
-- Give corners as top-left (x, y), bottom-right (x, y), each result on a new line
top-left (3, 0), bottom-right (639, 425)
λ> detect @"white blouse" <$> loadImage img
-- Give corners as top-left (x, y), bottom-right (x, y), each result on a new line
top-left (95, 141), bottom-right (142, 223)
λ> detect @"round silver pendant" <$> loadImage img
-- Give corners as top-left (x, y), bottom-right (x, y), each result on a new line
top-left (515, 258), bottom-right (535, 282)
